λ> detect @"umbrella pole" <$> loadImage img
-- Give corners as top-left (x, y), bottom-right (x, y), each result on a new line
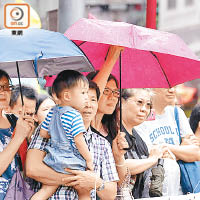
top-left (120, 52), bottom-right (134, 151)
top-left (119, 52), bottom-right (122, 132)
top-left (16, 61), bottom-right (24, 106)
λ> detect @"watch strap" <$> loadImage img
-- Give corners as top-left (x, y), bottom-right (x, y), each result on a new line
top-left (97, 180), bottom-right (105, 191)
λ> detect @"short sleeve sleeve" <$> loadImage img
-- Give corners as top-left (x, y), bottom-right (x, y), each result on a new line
top-left (178, 107), bottom-right (194, 137)
top-left (41, 108), bottom-right (53, 132)
top-left (61, 110), bottom-right (86, 138)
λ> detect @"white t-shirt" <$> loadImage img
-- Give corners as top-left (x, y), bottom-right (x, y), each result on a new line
top-left (135, 106), bottom-right (193, 196)
top-left (135, 106), bottom-right (193, 147)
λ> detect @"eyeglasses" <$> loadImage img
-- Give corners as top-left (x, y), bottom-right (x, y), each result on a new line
top-left (0, 84), bottom-right (13, 92)
top-left (103, 88), bottom-right (120, 98)
top-left (129, 98), bottom-right (152, 109)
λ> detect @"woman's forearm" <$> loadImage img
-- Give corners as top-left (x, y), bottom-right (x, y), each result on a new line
top-left (97, 180), bottom-right (117, 200)
top-left (125, 157), bottom-right (158, 175)
top-left (114, 156), bottom-right (128, 187)
top-left (0, 135), bottom-right (24, 176)
top-left (116, 164), bottom-right (129, 187)
top-left (93, 46), bottom-right (122, 96)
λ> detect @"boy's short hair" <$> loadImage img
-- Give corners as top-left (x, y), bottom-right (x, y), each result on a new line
top-left (10, 85), bottom-right (37, 108)
top-left (52, 70), bottom-right (88, 98)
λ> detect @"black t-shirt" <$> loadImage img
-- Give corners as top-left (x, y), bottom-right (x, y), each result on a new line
top-left (122, 125), bottom-right (150, 199)
top-left (90, 126), bottom-right (113, 146)
top-left (123, 127), bottom-right (149, 159)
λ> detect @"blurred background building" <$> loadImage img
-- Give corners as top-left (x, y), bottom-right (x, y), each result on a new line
top-left (0, 0), bottom-right (200, 112)
top-left (1, 0), bottom-right (200, 56)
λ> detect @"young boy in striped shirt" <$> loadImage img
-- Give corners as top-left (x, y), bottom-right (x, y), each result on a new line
top-left (31, 70), bottom-right (93, 200)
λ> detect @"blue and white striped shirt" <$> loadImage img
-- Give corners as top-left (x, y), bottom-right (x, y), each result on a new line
top-left (41, 106), bottom-right (86, 148)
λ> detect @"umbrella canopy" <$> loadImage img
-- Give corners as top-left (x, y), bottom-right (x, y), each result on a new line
top-left (0, 28), bottom-right (94, 78)
top-left (65, 18), bottom-right (200, 88)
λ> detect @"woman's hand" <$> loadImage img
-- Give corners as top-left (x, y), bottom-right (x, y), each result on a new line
top-left (112, 131), bottom-right (128, 164)
top-left (112, 132), bottom-right (128, 155)
top-left (161, 145), bottom-right (175, 159)
top-left (149, 145), bottom-right (164, 161)
top-left (105, 45), bottom-right (124, 65)
top-left (15, 108), bottom-right (35, 140)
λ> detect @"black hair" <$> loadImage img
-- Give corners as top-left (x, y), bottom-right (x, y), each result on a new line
top-left (189, 104), bottom-right (200, 133)
top-left (89, 80), bottom-right (100, 101)
top-left (52, 70), bottom-right (88, 98)
top-left (87, 71), bottom-right (119, 140)
top-left (35, 94), bottom-right (50, 115)
top-left (121, 89), bottom-right (133, 100)
top-left (0, 69), bottom-right (12, 84)
top-left (9, 85), bottom-right (37, 108)
top-left (87, 70), bottom-right (119, 88)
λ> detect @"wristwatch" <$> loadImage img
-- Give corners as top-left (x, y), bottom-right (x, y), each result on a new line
top-left (97, 180), bottom-right (105, 191)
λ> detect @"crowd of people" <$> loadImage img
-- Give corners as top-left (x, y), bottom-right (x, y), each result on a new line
top-left (0, 46), bottom-right (200, 200)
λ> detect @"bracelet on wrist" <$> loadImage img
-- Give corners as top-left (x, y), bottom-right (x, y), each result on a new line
top-left (115, 163), bottom-right (125, 167)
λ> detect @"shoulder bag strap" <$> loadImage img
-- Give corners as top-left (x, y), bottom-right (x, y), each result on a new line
top-left (174, 106), bottom-right (181, 144)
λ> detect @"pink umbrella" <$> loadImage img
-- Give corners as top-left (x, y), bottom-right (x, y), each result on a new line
top-left (64, 18), bottom-right (200, 89)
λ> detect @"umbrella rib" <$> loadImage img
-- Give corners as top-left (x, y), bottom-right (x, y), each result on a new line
top-left (71, 40), bottom-right (95, 72)
top-left (78, 41), bottom-right (87, 47)
top-left (104, 46), bottom-right (110, 61)
top-left (150, 51), bottom-right (171, 88)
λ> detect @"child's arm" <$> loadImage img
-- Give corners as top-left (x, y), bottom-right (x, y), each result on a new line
top-left (74, 133), bottom-right (93, 171)
top-left (40, 129), bottom-right (50, 139)
top-left (40, 108), bottom-right (53, 139)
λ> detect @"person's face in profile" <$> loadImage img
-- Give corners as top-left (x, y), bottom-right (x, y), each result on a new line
top-left (82, 88), bottom-right (98, 124)
top-left (36, 98), bottom-right (55, 124)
